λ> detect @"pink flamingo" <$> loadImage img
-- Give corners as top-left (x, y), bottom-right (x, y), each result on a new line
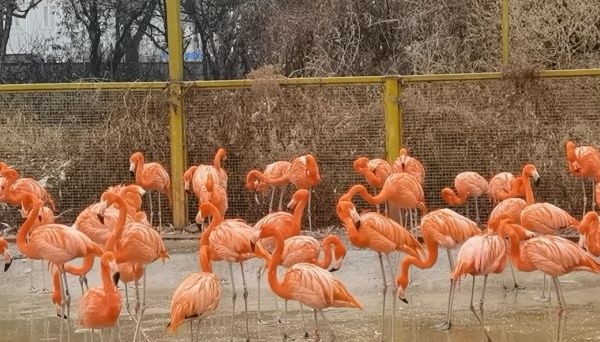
top-left (353, 156), bottom-right (393, 214)
top-left (566, 140), bottom-right (600, 214)
top-left (245, 160), bottom-right (292, 212)
top-left (441, 171), bottom-right (489, 224)
top-left (0, 237), bottom-right (12, 271)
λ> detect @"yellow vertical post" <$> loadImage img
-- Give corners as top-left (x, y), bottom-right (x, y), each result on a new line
top-left (384, 77), bottom-right (401, 164)
top-left (501, 0), bottom-right (510, 65)
top-left (166, 0), bottom-right (188, 228)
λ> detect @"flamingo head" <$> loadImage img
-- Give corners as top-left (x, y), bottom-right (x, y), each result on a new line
top-left (305, 154), bottom-right (322, 185)
top-left (327, 236), bottom-right (347, 272)
top-left (396, 284), bottom-right (408, 304)
top-left (100, 251), bottom-right (120, 285)
top-left (352, 157), bottom-right (369, 172)
top-left (129, 152), bottom-right (144, 172)
top-left (183, 166), bottom-right (198, 192)
top-left (336, 200), bottom-right (361, 229)
top-left (523, 164), bottom-right (540, 184)
top-left (0, 240), bottom-right (11, 272)
top-left (287, 189), bottom-right (309, 211)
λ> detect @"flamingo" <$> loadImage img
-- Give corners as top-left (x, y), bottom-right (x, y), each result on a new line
top-left (77, 251), bottom-right (121, 333)
top-left (392, 147), bottom-right (425, 184)
top-left (488, 172), bottom-right (515, 205)
top-left (353, 157), bottom-right (393, 214)
top-left (495, 164), bottom-right (540, 202)
top-left (395, 208), bottom-right (480, 319)
top-left (168, 207), bottom-right (222, 340)
top-left (15, 192), bottom-right (104, 324)
top-left (251, 222), bottom-right (363, 341)
top-left (441, 171), bottom-right (489, 224)
top-left (252, 188), bottom-right (309, 323)
top-left (344, 172), bottom-right (427, 231)
top-left (188, 148), bottom-right (229, 193)
top-left (189, 162), bottom-right (229, 221)
top-left (196, 202), bottom-right (254, 342)
top-left (98, 191), bottom-right (169, 341)
top-left (245, 160), bottom-right (291, 212)
top-left (336, 199), bottom-right (422, 341)
top-left (253, 233), bottom-right (347, 336)
top-left (0, 164), bottom-right (56, 211)
top-left (498, 216), bottom-right (600, 310)
top-left (288, 154), bottom-right (321, 231)
top-left (577, 211), bottom-right (600, 256)
top-left (566, 140), bottom-right (600, 215)
top-left (0, 237), bottom-right (12, 271)
top-left (129, 151), bottom-right (171, 231)
top-left (445, 232), bottom-right (507, 339)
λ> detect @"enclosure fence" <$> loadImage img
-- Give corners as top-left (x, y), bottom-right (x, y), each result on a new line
top-left (1, 68), bottom-right (600, 229)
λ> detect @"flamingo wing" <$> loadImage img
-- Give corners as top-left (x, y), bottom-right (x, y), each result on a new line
top-left (168, 272), bottom-right (222, 332)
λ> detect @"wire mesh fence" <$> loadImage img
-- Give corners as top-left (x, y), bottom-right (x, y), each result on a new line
top-left (0, 73), bottom-right (598, 230)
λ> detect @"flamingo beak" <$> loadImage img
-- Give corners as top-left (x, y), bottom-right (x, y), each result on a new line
top-left (328, 267), bottom-right (338, 272)
top-left (113, 272), bottom-right (121, 285)
top-left (3, 251), bottom-right (12, 272)
top-left (397, 286), bottom-right (408, 303)
top-left (532, 171), bottom-right (540, 185)
top-left (129, 161), bottom-right (136, 173)
top-left (250, 241), bottom-right (256, 252)
top-left (286, 200), bottom-right (297, 212)
top-left (254, 193), bottom-right (261, 205)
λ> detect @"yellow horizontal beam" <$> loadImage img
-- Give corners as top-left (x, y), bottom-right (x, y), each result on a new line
top-left (1, 68), bottom-right (600, 93)
top-left (0, 82), bottom-right (167, 92)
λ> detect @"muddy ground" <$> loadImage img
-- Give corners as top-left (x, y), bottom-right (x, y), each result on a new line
top-left (1, 230), bottom-right (599, 342)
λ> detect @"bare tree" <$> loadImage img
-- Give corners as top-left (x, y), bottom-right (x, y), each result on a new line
top-left (0, 0), bottom-right (44, 63)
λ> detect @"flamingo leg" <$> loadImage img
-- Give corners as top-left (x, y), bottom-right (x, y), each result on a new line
top-left (29, 259), bottom-right (34, 292)
top-left (157, 192), bottom-right (162, 233)
top-left (133, 270), bottom-right (148, 342)
top-left (313, 309), bottom-right (321, 342)
top-left (195, 318), bottom-right (201, 342)
top-left (582, 179), bottom-right (587, 216)
top-left (319, 310), bottom-right (336, 341)
top-left (280, 300), bottom-right (288, 340)
top-left (277, 185), bottom-right (286, 212)
top-left (377, 252), bottom-right (387, 340)
top-left (78, 275), bottom-right (89, 294)
top-left (189, 319), bottom-right (194, 342)
top-left (41, 260), bottom-right (48, 292)
top-left (469, 276), bottom-right (492, 342)
top-left (552, 276), bottom-right (567, 310)
top-left (256, 264), bottom-right (265, 324)
top-left (229, 262), bottom-right (237, 341)
top-left (592, 180), bottom-right (597, 212)
top-left (308, 187), bottom-right (313, 231)
top-left (239, 262), bottom-right (250, 342)
top-left (536, 274), bottom-right (551, 302)
top-left (300, 303), bottom-right (309, 338)
top-left (269, 187), bottom-right (275, 213)
top-left (475, 197), bottom-right (480, 225)
top-left (60, 269), bottom-right (72, 321)
top-left (437, 271), bottom-right (457, 330)
top-left (384, 253), bottom-right (398, 340)
top-left (147, 191), bottom-right (153, 227)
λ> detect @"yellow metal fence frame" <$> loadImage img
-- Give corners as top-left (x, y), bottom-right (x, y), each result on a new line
top-left (2, 67), bottom-right (600, 228)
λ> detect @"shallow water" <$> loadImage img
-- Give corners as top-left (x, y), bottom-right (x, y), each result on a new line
top-left (1, 243), bottom-right (600, 341)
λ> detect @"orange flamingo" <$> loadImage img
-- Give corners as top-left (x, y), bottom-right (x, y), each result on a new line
top-left (498, 216), bottom-right (600, 310)
top-left (190, 166), bottom-right (229, 221)
top-left (576, 211), bottom-right (600, 255)
top-left (245, 160), bottom-right (292, 212)
top-left (196, 202), bottom-right (254, 342)
top-left (488, 172), bottom-right (515, 205)
top-left (251, 188), bottom-right (308, 323)
top-left (0, 237), bottom-right (12, 271)
top-left (396, 209), bottom-right (480, 303)
top-left (77, 251), bottom-right (121, 331)
top-left (495, 164), bottom-right (540, 202)
top-left (253, 234), bottom-right (347, 336)
top-left (289, 154), bottom-right (322, 231)
top-left (252, 222), bottom-right (362, 341)
top-left (15, 192), bottom-right (104, 322)
top-left (566, 140), bottom-right (600, 215)
top-left (444, 232), bottom-right (506, 337)
top-left (441, 171), bottom-right (489, 224)
top-left (0, 167), bottom-right (55, 212)
top-left (99, 191), bottom-right (169, 340)
top-left (353, 157), bottom-right (393, 214)
top-left (345, 172), bottom-right (427, 231)
top-left (336, 199), bottom-right (422, 341)
top-left (188, 148), bottom-right (229, 193)
top-left (392, 147), bottom-right (425, 184)
top-left (168, 205), bottom-right (222, 340)
top-left (129, 151), bottom-right (171, 230)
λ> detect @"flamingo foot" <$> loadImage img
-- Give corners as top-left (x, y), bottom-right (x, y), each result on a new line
top-left (434, 321), bottom-right (452, 330)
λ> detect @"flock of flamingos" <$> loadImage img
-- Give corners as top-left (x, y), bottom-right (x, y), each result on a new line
top-left (2, 140), bottom-right (600, 341)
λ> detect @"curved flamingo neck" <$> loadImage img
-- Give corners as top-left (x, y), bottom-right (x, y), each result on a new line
top-left (133, 156), bottom-right (145, 185)
top-left (265, 228), bottom-right (288, 299)
top-left (17, 194), bottom-right (41, 257)
top-left (339, 210), bottom-right (368, 246)
top-left (199, 245), bottom-right (213, 273)
top-left (106, 196), bottom-right (129, 252)
top-left (566, 142), bottom-right (576, 162)
top-left (316, 238), bottom-right (334, 269)
top-left (64, 254), bottom-right (95, 275)
top-left (523, 178), bottom-right (535, 205)
top-left (358, 166), bottom-right (380, 187)
top-left (253, 170), bottom-right (289, 186)
top-left (214, 149), bottom-right (226, 169)
top-left (200, 205), bottom-right (221, 247)
top-left (396, 238), bottom-right (439, 289)
top-left (291, 196), bottom-right (308, 234)
top-left (101, 260), bottom-right (118, 295)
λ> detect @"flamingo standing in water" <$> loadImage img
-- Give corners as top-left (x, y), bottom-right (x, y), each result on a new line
top-left (252, 223), bottom-right (362, 341)
top-left (129, 151), bottom-right (171, 231)
top-left (344, 172), bottom-right (427, 231)
top-left (196, 202), bottom-right (254, 342)
top-left (252, 188), bottom-right (309, 324)
top-left (77, 251), bottom-right (121, 334)
top-left (98, 192), bottom-right (169, 341)
top-left (245, 160), bottom-right (291, 212)
top-left (336, 199), bottom-right (422, 341)
top-left (253, 233), bottom-right (347, 337)
top-left (15, 192), bottom-right (104, 327)
top-left (0, 237), bottom-right (12, 271)
top-left (353, 157), bottom-right (393, 214)
top-left (396, 209), bottom-right (480, 314)
top-left (498, 216), bottom-right (600, 310)
top-left (565, 140), bottom-right (600, 215)
top-left (441, 171), bottom-right (489, 224)
top-left (168, 204), bottom-right (222, 340)
top-left (445, 231), bottom-right (507, 339)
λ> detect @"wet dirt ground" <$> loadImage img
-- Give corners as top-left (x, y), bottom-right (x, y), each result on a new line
top-left (1, 231), bottom-right (600, 342)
